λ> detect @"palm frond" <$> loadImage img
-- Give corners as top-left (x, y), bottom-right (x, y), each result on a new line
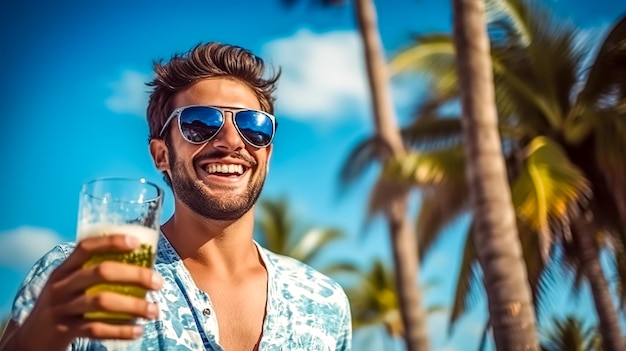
top-left (575, 15), bottom-right (626, 107)
top-left (564, 15), bottom-right (626, 145)
top-left (489, 0), bottom-right (584, 130)
top-left (493, 71), bottom-right (549, 137)
top-left (382, 147), bottom-right (466, 186)
top-left (526, 15), bottom-right (582, 124)
top-left (256, 197), bottom-right (294, 254)
top-left (486, 0), bottom-right (532, 46)
top-left (448, 223), bottom-right (483, 333)
top-left (256, 197), bottom-right (344, 268)
top-left (346, 260), bottom-right (403, 337)
top-left (322, 262), bottom-right (362, 277)
top-left (613, 247), bottom-right (626, 312)
top-left (401, 117), bottom-right (464, 151)
top-left (290, 228), bottom-right (344, 263)
top-left (593, 111), bottom-right (626, 238)
top-left (493, 54), bottom-right (567, 130)
top-left (478, 318), bottom-right (492, 351)
top-left (559, 222), bottom-right (602, 298)
top-left (390, 34), bottom-right (456, 77)
top-left (511, 136), bottom-right (591, 261)
top-left (592, 109), bottom-right (626, 178)
top-left (339, 135), bottom-right (388, 186)
top-left (415, 182), bottom-right (469, 261)
top-left (541, 315), bottom-right (601, 351)
top-left (547, 240), bottom-right (590, 305)
top-left (516, 221), bottom-right (552, 323)
top-left (365, 173), bottom-right (412, 220)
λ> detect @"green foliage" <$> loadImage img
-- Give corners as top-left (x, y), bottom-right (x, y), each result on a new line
top-left (341, 259), bottom-right (445, 338)
top-left (346, 260), bottom-right (405, 337)
top-left (343, 0), bottom-right (626, 335)
top-left (254, 196), bottom-right (345, 269)
top-left (511, 136), bottom-right (591, 260)
top-left (540, 315), bottom-right (602, 351)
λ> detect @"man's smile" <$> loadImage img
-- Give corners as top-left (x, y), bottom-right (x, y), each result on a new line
top-left (204, 163), bottom-right (245, 176)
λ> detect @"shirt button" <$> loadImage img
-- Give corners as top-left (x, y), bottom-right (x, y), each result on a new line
top-left (202, 308), bottom-right (211, 317)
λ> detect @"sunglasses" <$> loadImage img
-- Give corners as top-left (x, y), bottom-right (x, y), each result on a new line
top-left (159, 105), bottom-right (277, 148)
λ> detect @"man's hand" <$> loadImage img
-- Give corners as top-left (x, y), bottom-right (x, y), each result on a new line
top-left (0, 234), bottom-right (163, 351)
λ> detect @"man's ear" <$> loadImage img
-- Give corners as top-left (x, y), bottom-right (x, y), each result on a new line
top-left (149, 139), bottom-right (170, 172)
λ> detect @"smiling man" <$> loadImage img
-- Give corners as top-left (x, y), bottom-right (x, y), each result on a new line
top-left (0, 42), bottom-right (352, 351)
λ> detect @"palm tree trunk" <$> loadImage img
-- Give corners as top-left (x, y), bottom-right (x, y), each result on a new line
top-left (451, 0), bottom-right (540, 349)
top-left (354, 0), bottom-right (430, 350)
top-left (573, 216), bottom-right (626, 351)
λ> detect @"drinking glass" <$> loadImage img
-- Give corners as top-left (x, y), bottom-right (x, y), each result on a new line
top-left (76, 177), bottom-right (163, 321)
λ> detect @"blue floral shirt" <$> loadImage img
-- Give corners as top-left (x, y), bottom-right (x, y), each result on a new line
top-left (12, 234), bottom-right (352, 350)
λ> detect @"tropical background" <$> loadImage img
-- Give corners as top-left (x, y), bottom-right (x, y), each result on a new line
top-left (1, 0), bottom-right (625, 350)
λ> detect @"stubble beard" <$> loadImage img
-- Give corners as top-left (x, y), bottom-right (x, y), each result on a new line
top-left (168, 148), bottom-right (265, 221)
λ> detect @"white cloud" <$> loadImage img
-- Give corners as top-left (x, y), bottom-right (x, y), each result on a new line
top-left (0, 226), bottom-right (63, 271)
top-left (263, 28), bottom-right (424, 122)
top-left (104, 31), bottom-right (421, 123)
top-left (263, 28), bottom-right (375, 121)
top-left (105, 70), bottom-right (151, 117)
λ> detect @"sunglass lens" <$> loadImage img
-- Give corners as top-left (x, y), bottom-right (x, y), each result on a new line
top-left (179, 107), bottom-right (223, 143)
top-left (235, 111), bottom-right (274, 147)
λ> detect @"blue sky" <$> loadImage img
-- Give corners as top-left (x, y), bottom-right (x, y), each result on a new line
top-left (0, 0), bottom-right (624, 349)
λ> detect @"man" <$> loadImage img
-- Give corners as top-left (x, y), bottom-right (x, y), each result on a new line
top-left (0, 42), bottom-right (352, 351)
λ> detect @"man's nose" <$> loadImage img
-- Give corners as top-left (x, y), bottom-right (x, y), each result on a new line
top-left (211, 113), bottom-right (245, 150)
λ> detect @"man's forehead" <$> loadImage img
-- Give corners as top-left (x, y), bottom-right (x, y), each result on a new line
top-left (173, 78), bottom-right (261, 110)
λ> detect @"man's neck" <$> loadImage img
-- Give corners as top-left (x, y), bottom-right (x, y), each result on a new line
top-left (160, 202), bottom-right (260, 277)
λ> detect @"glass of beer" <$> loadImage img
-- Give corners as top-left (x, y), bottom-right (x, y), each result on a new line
top-left (76, 177), bottom-right (164, 322)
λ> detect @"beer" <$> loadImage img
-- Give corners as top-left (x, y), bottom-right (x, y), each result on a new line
top-left (79, 223), bottom-right (159, 321)
top-left (76, 178), bottom-right (163, 322)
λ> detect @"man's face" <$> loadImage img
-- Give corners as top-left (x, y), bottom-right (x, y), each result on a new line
top-left (157, 78), bottom-right (273, 220)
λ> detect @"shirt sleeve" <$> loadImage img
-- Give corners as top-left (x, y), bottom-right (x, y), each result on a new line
top-left (12, 243), bottom-right (73, 325)
top-left (335, 288), bottom-right (353, 351)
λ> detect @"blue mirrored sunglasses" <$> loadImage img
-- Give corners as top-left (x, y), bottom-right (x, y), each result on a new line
top-left (159, 105), bottom-right (277, 148)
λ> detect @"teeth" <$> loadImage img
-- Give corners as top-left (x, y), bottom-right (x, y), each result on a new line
top-left (206, 164), bottom-right (244, 175)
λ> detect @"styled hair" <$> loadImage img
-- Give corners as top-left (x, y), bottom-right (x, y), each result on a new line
top-left (146, 42), bottom-right (280, 142)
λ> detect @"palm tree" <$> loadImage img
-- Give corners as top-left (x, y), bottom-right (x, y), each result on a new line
top-left (449, 0), bottom-right (540, 348)
top-left (540, 315), bottom-right (602, 351)
top-left (254, 197), bottom-right (345, 269)
top-left (347, 259), bottom-right (405, 350)
top-left (281, 1), bottom-right (431, 350)
top-left (353, 2), bottom-right (430, 349)
top-left (357, 0), bottom-right (626, 349)
top-left (342, 259), bottom-right (445, 350)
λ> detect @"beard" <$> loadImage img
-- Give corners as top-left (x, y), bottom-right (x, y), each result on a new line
top-left (168, 147), bottom-right (265, 221)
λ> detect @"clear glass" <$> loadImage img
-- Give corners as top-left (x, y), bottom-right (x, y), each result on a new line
top-left (76, 177), bottom-right (164, 322)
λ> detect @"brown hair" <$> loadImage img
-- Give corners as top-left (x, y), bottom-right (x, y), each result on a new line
top-left (146, 42), bottom-right (280, 142)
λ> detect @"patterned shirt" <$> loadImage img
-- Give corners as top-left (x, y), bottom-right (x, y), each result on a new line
top-left (12, 234), bottom-right (352, 350)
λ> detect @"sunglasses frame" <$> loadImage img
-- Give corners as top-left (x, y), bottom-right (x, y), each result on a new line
top-left (159, 105), bottom-right (277, 148)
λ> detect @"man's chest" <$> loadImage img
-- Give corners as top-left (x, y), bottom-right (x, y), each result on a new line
top-left (85, 292), bottom-right (338, 351)
top-left (203, 283), bottom-right (268, 351)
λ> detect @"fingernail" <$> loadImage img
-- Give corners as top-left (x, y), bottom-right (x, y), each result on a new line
top-left (147, 303), bottom-right (159, 319)
top-left (125, 235), bottom-right (140, 247)
top-left (151, 273), bottom-right (163, 288)
top-left (133, 326), bottom-right (143, 338)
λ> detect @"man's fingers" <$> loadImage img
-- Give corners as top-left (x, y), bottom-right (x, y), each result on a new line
top-left (73, 320), bottom-right (145, 340)
top-left (54, 235), bottom-right (140, 276)
top-left (58, 261), bottom-right (162, 297)
top-left (64, 291), bottom-right (159, 321)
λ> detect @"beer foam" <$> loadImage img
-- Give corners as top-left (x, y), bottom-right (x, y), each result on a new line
top-left (78, 223), bottom-right (159, 246)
